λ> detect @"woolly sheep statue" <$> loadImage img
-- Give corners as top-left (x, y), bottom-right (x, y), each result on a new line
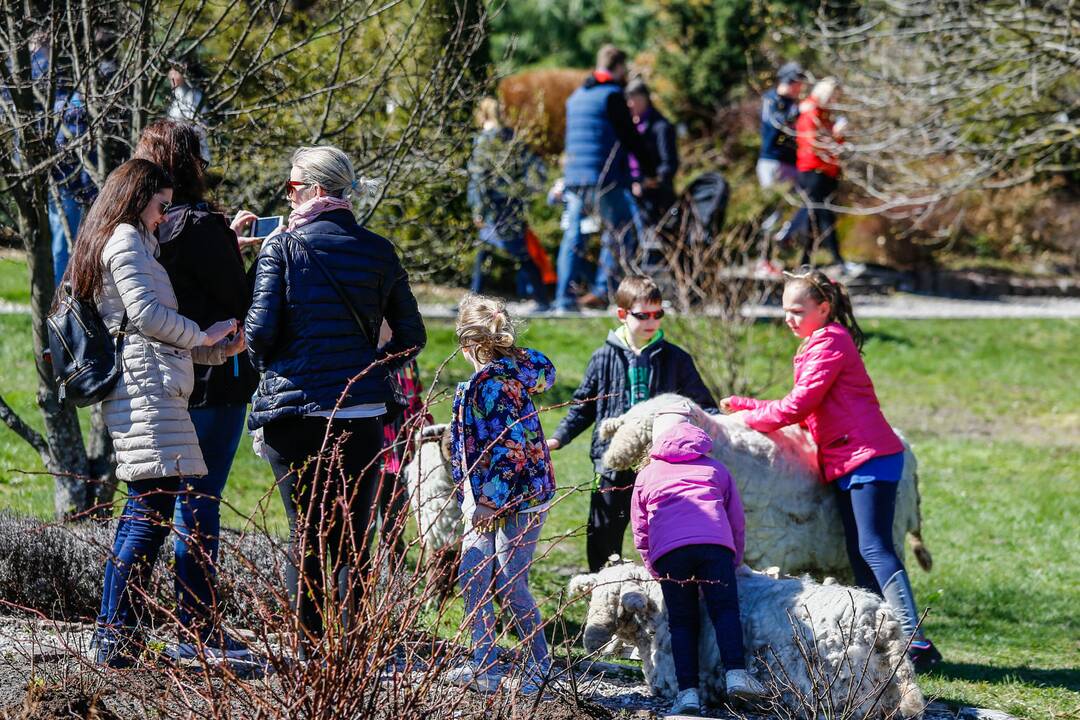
top-left (569, 561), bottom-right (925, 718)
top-left (599, 394), bottom-right (932, 577)
top-left (402, 423), bottom-right (463, 599)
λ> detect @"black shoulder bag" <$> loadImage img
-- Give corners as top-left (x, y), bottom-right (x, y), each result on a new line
top-left (283, 231), bottom-right (409, 421)
top-left (46, 285), bottom-right (128, 407)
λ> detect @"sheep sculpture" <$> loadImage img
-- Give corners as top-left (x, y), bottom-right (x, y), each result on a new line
top-left (402, 423), bottom-right (463, 601)
top-left (599, 393), bottom-right (932, 578)
top-left (570, 561), bottom-right (925, 718)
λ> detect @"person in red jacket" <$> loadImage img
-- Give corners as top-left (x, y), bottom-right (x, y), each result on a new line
top-left (720, 269), bottom-right (942, 673)
top-left (779, 78), bottom-right (857, 271)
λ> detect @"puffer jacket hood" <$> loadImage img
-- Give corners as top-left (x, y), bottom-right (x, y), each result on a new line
top-left (630, 419), bottom-right (746, 577)
top-left (650, 421), bottom-right (713, 462)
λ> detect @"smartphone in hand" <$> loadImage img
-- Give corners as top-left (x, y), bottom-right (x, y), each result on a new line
top-left (253, 216), bottom-right (283, 238)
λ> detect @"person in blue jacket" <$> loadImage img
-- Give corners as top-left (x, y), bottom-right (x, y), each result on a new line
top-left (556, 45), bottom-right (657, 312)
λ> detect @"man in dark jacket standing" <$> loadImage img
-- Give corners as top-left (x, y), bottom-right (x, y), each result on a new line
top-left (626, 78), bottom-right (678, 226)
top-left (556, 45), bottom-right (658, 312)
top-left (757, 61), bottom-right (805, 264)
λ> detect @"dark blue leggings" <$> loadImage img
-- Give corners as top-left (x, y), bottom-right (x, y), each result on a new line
top-left (653, 544), bottom-right (745, 691)
top-left (833, 481), bottom-right (904, 594)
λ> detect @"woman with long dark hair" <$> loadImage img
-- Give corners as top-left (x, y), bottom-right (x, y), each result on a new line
top-left (58, 158), bottom-right (243, 667)
top-left (133, 120), bottom-right (256, 662)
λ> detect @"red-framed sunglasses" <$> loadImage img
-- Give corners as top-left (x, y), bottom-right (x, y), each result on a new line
top-left (628, 309), bottom-right (664, 321)
top-left (284, 180), bottom-right (309, 196)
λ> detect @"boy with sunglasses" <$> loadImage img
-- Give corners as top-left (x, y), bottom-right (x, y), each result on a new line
top-left (548, 275), bottom-right (717, 571)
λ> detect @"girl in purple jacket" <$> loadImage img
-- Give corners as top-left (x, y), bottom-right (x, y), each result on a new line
top-left (721, 268), bottom-right (942, 673)
top-left (631, 421), bottom-right (766, 714)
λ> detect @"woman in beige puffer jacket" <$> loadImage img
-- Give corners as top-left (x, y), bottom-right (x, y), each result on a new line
top-left (56, 159), bottom-right (242, 666)
top-left (98, 221), bottom-right (231, 480)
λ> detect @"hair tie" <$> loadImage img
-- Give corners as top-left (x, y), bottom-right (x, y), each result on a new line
top-left (350, 178), bottom-right (359, 191)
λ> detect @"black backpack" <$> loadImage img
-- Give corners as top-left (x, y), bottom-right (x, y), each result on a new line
top-left (46, 286), bottom-right (128, 407)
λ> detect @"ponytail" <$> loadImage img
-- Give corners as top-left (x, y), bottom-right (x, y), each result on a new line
top-left (783, 267), bottom-right (864, 352)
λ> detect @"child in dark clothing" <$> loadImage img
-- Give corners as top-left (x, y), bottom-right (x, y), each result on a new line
top-left (548, 276), bottom-right (718, 572)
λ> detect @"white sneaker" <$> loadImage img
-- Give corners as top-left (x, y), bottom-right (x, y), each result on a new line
top-left (443, 663), bottom-right (476, 686)
top-left (444, 662), bottom-right (502, 693)
top-left (670, 687), bottom-right (701, 715)
top-left (842, 261), bottom-right (867, 277)
top-left (725, 668), bottom-right (767, 702)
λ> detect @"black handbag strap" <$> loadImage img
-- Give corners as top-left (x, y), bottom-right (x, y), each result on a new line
top-left (284, 231), bottom-right (377, 347)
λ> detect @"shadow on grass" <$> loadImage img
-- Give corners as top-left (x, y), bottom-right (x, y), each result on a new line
top-left (931, 662), bottom-right (1080, 692)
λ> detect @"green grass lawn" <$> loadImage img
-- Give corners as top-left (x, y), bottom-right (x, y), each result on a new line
top-left (0, 301), bottom-right (1076, 719)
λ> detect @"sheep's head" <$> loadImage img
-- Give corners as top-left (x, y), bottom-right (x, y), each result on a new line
top-left (600, 394), bottom-right (702, 470)
top-left (569, 560), bottom-right (658, 653)
top-left (414, 422), bottom-right (452, 462)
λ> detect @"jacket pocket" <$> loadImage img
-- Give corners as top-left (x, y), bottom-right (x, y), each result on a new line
top-left (150, 343), bottom-right (195, 399)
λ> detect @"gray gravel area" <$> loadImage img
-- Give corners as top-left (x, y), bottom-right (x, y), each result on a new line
top-left (0, 616), bottom-right (1016, 720)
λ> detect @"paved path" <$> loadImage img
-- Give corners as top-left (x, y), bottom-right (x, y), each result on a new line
top-left (5, 294), bottom-right (1078, 320)
top-left (417, 294), bottom-right (1080, 320)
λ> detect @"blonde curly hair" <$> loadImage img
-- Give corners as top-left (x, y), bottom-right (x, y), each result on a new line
top-left (456, 294), bottom-right (518, 365)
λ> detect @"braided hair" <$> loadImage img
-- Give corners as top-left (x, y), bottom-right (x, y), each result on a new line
top-left (783, 266), bottom-right (864, 352)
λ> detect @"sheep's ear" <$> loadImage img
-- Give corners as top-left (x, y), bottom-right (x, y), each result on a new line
top-left (621, 590), bottom-right (648, 613)
top-left (598, 417), bottom-right (623, 440)
top-left (568, 573), bottom-right (599, 597)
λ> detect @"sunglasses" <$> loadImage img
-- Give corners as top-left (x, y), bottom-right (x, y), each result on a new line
top-left (629, 309), bottom-right (664, 321)
top-left (158, 200), bottom-right (171, 214)
top-left (284, 180), bottom-right (309, 196)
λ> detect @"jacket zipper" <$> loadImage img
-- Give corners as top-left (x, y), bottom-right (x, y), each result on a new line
top-left (61, 363), bottom-right (91, 385)
top-left (63, 297), bottom-right (94, 337)
top-left (46, 316), bottom-right (76, 359)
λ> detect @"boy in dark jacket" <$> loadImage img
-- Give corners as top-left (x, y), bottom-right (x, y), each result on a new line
top-left (547, 275), bottom-right (717, 571)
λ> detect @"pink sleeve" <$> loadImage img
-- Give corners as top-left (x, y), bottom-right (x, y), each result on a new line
top-left (724, 472), bottom-right (746, 567)
top-left (630, 479), bottom-right (656, 578)
top-left (742, 338), bottom-right (846, 433)
top-left (726, 396), bottom-right (766, 412)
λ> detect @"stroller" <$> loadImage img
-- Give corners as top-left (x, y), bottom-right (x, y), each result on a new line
top-left (642, 172), bottom-right (730, 298)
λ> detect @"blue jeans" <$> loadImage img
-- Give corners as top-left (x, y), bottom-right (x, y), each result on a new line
top-left (460, 510), bottom-right (549, 674)
top-left (97, 477), bottom-right (178, 635)
top-left (833, 478), bottom-right (904, 594)
top-left (173, 404), bottom-right (247, 631)
top-left (48, 189), bottom-right (83, 283)
top-left (555, 186), bottom-right (642, 309)
top-left (470, 225), bottom-right (548, 307)
top-left (653, 544), bottom-right (745, 691)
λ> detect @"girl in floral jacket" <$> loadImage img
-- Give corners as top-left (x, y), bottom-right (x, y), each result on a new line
top-left (447, 295), bottom-right (556, 693)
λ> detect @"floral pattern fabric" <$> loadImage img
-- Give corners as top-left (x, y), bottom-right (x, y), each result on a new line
top-left (450, 348), bottom-right (556, 512)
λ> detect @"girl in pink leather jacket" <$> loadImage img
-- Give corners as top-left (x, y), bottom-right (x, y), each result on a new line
top-left (721, 268), bottom-right (942, 673)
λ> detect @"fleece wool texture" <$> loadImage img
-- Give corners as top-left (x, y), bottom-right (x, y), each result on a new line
top-left (598, 394), bottom-right (931, 577)
top-left (569, 561), bottom-right (925, 718)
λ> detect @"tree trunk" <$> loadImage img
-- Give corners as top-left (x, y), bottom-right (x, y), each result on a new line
top-left (87, 404), bottom-right (119, 515)
top-left (19, 182), bottom-right (92, 520)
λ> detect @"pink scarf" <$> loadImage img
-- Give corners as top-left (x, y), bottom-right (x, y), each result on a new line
top-left (286, 195), bottom-right (354, 231)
